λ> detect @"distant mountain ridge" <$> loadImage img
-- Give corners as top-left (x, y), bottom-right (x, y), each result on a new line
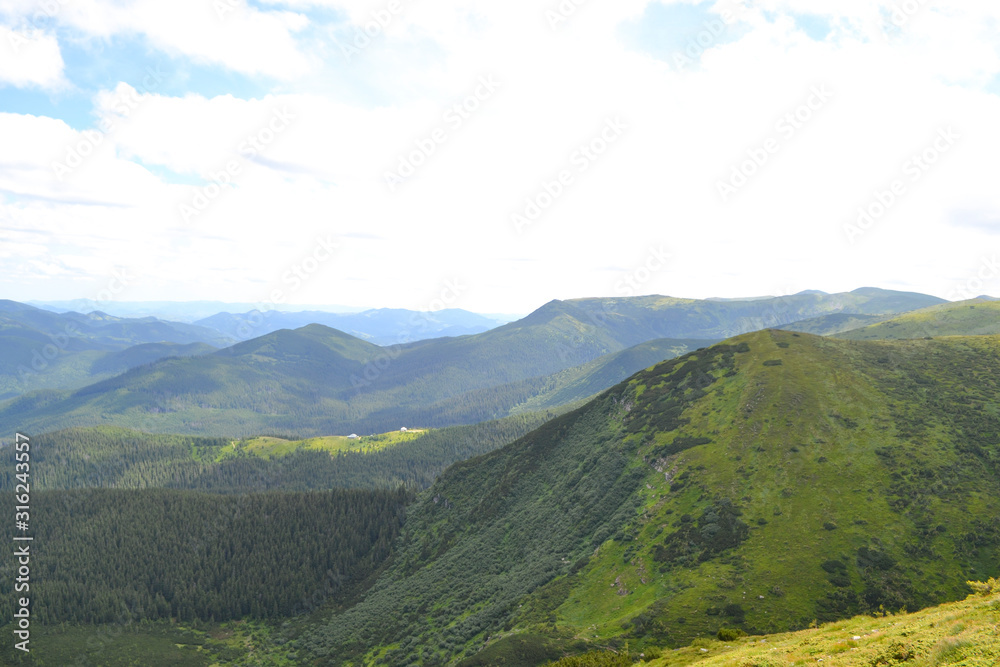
top-left (0, 301), bottom-right (228, 399)
top-left (0, 287), bottom-right (947, 437)
top-left (194, 307), bottom-right (508, 345)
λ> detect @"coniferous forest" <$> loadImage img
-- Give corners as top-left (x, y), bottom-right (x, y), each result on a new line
top-left (0, 487), bottom-right (410, 625)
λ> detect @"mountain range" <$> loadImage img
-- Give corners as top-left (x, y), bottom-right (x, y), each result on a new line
top-left (193, 307), bottom-right (510, 344)
top-left (2, 287), bottom-right (999, 666)
top-left (0, 287), bottom-right (946, 437)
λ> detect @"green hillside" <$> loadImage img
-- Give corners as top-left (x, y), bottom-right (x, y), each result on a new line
top-left (295, 330), bottom-right (1000, 665)
top-left (837, 298), bottom-right (1000, 340)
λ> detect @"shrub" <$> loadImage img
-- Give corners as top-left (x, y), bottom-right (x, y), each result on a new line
top-left (717, 627), bottom-right (745, 641)
top-left (967, 577), bottom-right (999, 596)
top-left (722, 603), bottom-right (746, 621)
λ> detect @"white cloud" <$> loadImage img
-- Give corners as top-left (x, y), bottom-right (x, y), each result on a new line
top-left (0, 26), bottom-right (65, 89)
top-left (2, 1), bottom-right (1000, 311)
top-left (2, 0), bottom-right (311, 80)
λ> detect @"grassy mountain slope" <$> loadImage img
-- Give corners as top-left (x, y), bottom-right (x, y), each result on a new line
top-left (837, 298), bottom-right (1000, 340)
top-left (297, 330), bottom-right (1000, 665)
top-left (642, 580), bottom-right (1000, 666)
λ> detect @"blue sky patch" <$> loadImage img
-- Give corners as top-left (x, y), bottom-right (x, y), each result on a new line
top-left (619, 1), bottom-right (747, 67)
top-left (791, 13), bottom-right (832, 40)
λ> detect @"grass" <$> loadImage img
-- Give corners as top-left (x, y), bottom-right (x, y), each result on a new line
top-left (642, 584), bottom-right (1000, 666)
top-left (837, 299), bottom-right (1000, 340)
top-left (226, 429), bottom-right (430, 460)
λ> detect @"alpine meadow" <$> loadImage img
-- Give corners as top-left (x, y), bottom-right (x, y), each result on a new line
top-left (2, 2), bottom-right (1000, 667)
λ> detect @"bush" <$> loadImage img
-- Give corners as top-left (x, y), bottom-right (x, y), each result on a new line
top-left (722, 603), bottom-right (746, 622)
top-left (717, 627), bottom-right (745, 641)
top-left (967, 577), bottom-right (999, 596)
top-left (821, 559), bottom-right (847, 574)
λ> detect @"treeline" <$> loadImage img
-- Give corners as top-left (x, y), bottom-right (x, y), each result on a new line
top-left (0, 414), bottom-right (559, 493)
top-left (0, 487), bottom-right (410, 625)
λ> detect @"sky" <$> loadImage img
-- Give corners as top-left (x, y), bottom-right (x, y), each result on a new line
top-left (1, 0), bottom-right (999, 315)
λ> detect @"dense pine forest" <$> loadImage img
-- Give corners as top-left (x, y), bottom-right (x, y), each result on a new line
top-left (0, 487), bottom-right (410, 625)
